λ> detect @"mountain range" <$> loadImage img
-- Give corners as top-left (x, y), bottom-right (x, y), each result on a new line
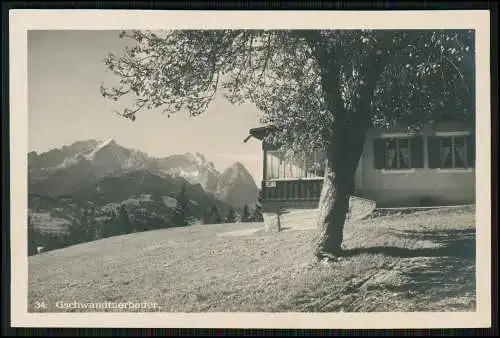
top-left (28, 139), bottom-right (260, 233)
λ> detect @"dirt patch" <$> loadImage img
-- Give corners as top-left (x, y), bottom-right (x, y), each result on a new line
top-left (217, 228), bottom-right (262, 237)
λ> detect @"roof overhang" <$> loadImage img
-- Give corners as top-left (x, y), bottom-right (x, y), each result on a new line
top-left (243, 125), bottom-right (276, 143)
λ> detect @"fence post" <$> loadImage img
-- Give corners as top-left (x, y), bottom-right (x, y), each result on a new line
top-left (276, 204), bottom-right (281, 232)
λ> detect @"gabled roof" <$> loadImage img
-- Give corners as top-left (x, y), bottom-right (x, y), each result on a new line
top-left (243, 125), bottom-right (276, 143)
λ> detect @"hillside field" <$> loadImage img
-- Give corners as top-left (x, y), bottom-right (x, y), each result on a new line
top-left (28, 205), bottom-right (476, 312)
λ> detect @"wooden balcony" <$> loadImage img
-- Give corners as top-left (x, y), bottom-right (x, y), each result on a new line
top-left (262, 179), bottom-right (324, 202)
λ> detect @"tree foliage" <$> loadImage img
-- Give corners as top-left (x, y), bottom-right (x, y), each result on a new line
top-left (101, 29), bottom-right (475, 259)
top-left (251, 191), bottom-right (264, 222)
top-left (101, 29), bottom-right (474, 159)
top-left (225, 207), bottom-right (236, 223)
top-left (241, 204), bottom-right (251, 223)
top-left (203, 205), bottom-right (222, 225)
top-left (118, 205), bottom-right (134, 234)
top-left (171, 182), bottom-right (189, 226)
top-left (27, 214), bottom-right (39, 256)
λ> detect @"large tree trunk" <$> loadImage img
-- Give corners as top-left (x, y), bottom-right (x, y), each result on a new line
top-left (302, 32), bottom-right (388, 262)
top-left (313, 121), bottom-right (368, 261)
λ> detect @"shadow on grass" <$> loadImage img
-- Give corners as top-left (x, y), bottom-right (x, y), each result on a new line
top-left (342, 228), bottom-right (475, 311)
top-left (343, 228), bottom-right (475, 259)
top-left (398, 255), bottom-right (475, 297)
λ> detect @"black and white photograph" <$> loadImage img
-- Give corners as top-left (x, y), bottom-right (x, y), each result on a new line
top-left (9, 10), bottom-right (491, 329)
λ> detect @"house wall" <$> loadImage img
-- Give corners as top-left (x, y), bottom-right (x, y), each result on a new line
top-left (257, 121), bottom-right (475, 209)
top-left (354, 122), bottom-right (475, 207)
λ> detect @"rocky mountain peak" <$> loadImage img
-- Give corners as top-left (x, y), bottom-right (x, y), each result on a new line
top-left (215, 162), bottom-right (259, 208)
top-left (28, 140), bottom-right (259, 208)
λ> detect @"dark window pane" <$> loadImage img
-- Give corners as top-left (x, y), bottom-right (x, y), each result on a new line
top-left (454, 143), bottom-right (467, 168)
top-left (399, 150), bottom-right (410, 169)
top-left (410, 136), bottom-right (424, 168)
top-left (399, 138), bottom-right (409, 149)
top-left (386, 138), bottom-right (397, 149)
top-left (454, 136), bottom-right (465, 146)
top-left (466, 134), bottom-right (475, 167)
top-left (428, 136), bottom-right (441, 169)
top-left (441, 137), bottom-right (452, 147)
top-left (386, 148), bottom-right (398, 169)
top-left (373, 138), bottom-right (386, 169)
top-left (398, 138), bottom-right (410, 169)
top-left (441, 143), bottom-right (453, 168)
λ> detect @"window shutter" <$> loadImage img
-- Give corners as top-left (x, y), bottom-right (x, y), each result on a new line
top-left (373, 138), bottom-right (386, 169)
top-left (410, 136), bottom-right (424, 168)
top-left (466, 133), bottom-right (475, 168)
top-left (428, 136), bottom-right (441, 169)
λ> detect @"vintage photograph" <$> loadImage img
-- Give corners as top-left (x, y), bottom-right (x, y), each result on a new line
top-left (9, 10), bottom-right (491, 329)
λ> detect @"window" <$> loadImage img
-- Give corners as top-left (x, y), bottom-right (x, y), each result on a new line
top-left (428, 134), bottom-right (475, 169)
top-left (374, 136), bottom-right (424, 170)
top-left (265, 150), bottom-right (326, 180)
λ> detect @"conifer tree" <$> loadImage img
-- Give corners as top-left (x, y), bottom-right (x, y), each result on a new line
top-left (241, 204), bottom-right (250, 223)
top-left (225, 207), bottom-right (236, 223)
top-left (203, 205), bottom-right (222, 225)
top-left (251, 191), bottom-right (264, 222)
top-left (211, 205), bottom-right (222, 224)
top-left (118, 205), bottom-right (134, 234)
top-left (67, 209), bottom-right (90, 245)
top-left (171, 182), bottom-right (189, 226)
top-left (27, 214), bottom-right (38, 256)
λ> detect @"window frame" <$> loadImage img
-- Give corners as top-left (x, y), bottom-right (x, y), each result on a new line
top-left (384, 137), bottom-right (413, 171)
top-left (431, 132), bottom-right (474, 171)
top-left (374, 134), bottom-right (423, 172)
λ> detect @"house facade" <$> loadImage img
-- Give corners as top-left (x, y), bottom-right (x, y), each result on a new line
top-left (245, 121), bottom-right (476, 218)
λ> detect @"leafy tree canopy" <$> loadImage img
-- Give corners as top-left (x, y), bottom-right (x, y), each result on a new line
top-left (101, 29), bottom-right (476, 259)
top-left (102, 29), bottom-right (475, 159)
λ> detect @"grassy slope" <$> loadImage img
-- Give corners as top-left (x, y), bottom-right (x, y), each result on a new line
top-left (28, 206), bottom-right (476, 312)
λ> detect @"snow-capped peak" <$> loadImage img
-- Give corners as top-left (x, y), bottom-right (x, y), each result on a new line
top-left (55, 154), bottom-right (84, 169)
top-left (194, 152), bottom-right (207, 163)
top-left (85, 139), bottom-right (116, 161)
top-left (183, 152), bottom-right (208, 166)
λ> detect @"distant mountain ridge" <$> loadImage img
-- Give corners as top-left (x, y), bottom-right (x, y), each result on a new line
top-left (216, 162), bottom-right (260, 209)
top-left (27, 167), bottom-right (234, 237)
top-left (28, 139), bottom-right (259, 208)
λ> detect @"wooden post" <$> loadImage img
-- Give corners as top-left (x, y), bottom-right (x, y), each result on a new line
top-left (263, 202), bottom-right (282, 233)
top-left (262, 146), bottom-right (267, 182)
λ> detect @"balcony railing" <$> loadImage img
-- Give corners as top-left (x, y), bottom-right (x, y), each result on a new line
top-left (262, 179), bottom-right (323, 201)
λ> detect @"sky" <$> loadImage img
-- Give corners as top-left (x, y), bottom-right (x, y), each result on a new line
top-left (28, 30), bottom-right (265, 183)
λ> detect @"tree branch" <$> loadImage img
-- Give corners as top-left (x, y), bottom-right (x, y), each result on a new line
top-left (443, 55), bottom-right (468, 93)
